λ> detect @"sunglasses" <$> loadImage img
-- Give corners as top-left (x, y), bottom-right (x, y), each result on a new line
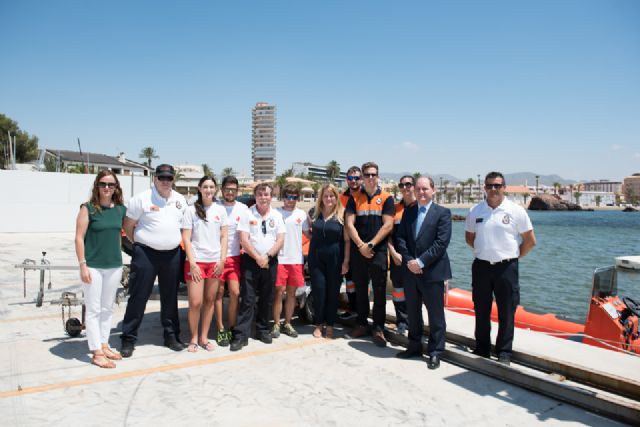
top-left (285, 195), bottom-right (299, 201)
top-left (485, 184), bottom-right (504, 190)
top-left (261, 220), bottom-right (267, 235)
top-left (363, 173), bottom-right (378, 178)
top-left (98, 182), bottom-right (117, 189)
top-left (223, 188), bottom-right (238, 193)
top-left (398, 182), bottom-right (413, 189)
top-left (158, 176), bottom-right (174, 182)
top-left (347, 176), bottom-right (361, 182)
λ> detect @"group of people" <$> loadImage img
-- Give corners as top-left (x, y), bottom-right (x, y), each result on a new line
top-left (74, 161), bottom-right (535, 370)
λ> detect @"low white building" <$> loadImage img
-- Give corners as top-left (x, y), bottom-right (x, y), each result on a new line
top-left (562, 191), bottom-right (616, 206)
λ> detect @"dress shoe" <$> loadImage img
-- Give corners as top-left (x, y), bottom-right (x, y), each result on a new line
top-left (371, 329), bottom-right (387, 348)
top-left (258, 332), bottom-right (273, 344)
top-left (230, 337), bottom-right (248, 352)
top-left (346, 325), bottom-right (369, 339)
top-left (427, 355), bottom-right (440, 370)
top-left (472, 349), bottom-right (490, 358)
top-left (164, 337), bottom-right (187, 352)
top-left (498, 353), bottom-right (511, 366)
top-left (396, 349), bottom-right (422, 359)
top-left (120, 341), bottom-right (134, 358)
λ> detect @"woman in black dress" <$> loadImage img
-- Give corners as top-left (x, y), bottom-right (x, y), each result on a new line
top-left (308, 184), bottom-right (350, 338)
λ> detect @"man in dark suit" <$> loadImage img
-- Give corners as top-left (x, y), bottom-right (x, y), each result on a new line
top-left (395, 176), bottom-right (452, 369)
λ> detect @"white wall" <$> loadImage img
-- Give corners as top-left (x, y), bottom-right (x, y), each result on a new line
top-left (0, 170), bottom-right (151, 232)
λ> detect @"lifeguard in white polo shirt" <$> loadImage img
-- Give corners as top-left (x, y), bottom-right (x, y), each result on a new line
top-left (120, 164), bottom-right (188, 358)
top-left (231, 183), bottom-right (285, 352)
top-left (465, 171), bottom-right (536, 365)
top-left (272, 184), bottom-right (310, 339)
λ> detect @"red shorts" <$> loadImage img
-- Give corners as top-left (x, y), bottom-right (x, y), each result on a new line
top-left (275, 264), bottom-right (305, 288)
top-left (219, 255), bottom-right (241, 282)
top-left (184, 261), bottom-right (220, 282)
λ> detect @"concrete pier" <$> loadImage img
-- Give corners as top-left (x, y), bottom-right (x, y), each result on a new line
top-left (0, 233), bottom-right (634, 426)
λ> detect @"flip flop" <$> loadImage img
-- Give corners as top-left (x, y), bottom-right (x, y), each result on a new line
top-left (187, 343), bottom-right (198, 353)
top-left (200, 341), bottom-right (215, 352)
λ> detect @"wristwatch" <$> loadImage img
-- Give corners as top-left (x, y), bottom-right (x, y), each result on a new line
top-left (367, 242), bottom-right (374, 249)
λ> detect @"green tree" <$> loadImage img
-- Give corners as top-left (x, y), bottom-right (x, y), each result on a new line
top-left (202, 163), bottom-right (214, 177)
top-left (464, 178), bottom-right (475, 203)
top-left (281, 168), bottom-right (294, 178)
top-left (455, 187), bottom-right (463, 204)
top-left (326, 160), bottom-right (340, 183)
top-left (221, 167), bottom-right (234, 177)
top-left (413, 172), bottom-right (422, 181)
top-left (139, 147), bottom-right (159, 168)
top-left (390, 184), bottom-right (399, 199)
top-left (574, 191), bottom-right (582, 205)
top-left (594, 195), bottom-right (602, 207)
top-left (552, 182), bottom-right (561, 196)
top-left (0, 113), bottom-right (39, 167)
top-left (275, 174), bottom-right (288, 199)
top-left (523, 193), bottom-right (529, 206)
top-left (312, 182), bottom-right (321, 197)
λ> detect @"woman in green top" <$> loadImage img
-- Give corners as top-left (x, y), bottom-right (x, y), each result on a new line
top-left (75, 170), bottom-right (126, 368)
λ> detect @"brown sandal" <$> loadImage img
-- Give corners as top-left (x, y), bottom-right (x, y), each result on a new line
top-left (325, 326), bottom-right (334, 339)
top-left (102, 347), bottom-right (123, 360)
top-left (92, 354), bottom-right (116, 369)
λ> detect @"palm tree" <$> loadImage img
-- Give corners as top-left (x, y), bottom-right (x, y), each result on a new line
top-left (326, 160), bottom-right (340, 183)
top-left (413, 172), bottom-right (422, 181)
top-left (455, 187), bottom-right (463, 204)
top-left (202, 163), bottom-right (214, 177)
top-left (552, 182), bottom-right (561, 196)
top-left (594, 195), bottom-right (602, 207)
top-left (275, 174), bottom-right (288, 199)
top-left (221, 167), bottom-right (234, 177)
top-left (464, 178), bottom-right (475, 203)
top-left (443, 180), bottom-right (450, 200)
top-left (574, 191), bottom-right (582, 205)
top-left (139, 147), bottom-right (159, 168)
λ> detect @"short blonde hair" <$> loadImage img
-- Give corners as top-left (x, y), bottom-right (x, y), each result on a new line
top-left (312, 184), bottom-right (344, 224)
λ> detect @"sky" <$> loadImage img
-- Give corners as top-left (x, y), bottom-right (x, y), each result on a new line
top-left (1, 0), bottom-right (639, 181)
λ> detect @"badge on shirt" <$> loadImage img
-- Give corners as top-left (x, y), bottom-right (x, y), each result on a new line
top-left (176, 201), bottom-right (182, 210)
top-left (151, 205), bottom-right (160, 212)
top-left (250, 220), bottom-right (258, 225)
top-left (268, 218), bottom-right (275, 228)
top-left (376, 197), bottom-right (382, 205)
top-left (296, 217), bottom-right (302, 224)
top-left (475, 218), bottom-right (483, 223)
top-left (502, 214), bottom-right (510, 224)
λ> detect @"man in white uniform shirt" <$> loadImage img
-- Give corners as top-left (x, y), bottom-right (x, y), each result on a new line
top-left (272, 184), bottom-right (310, 339)
top-left (232, 183), bottom-right (285, 351)
top-left (120, 164), bottom-right (188, 357)
top-left (213, 175), bottom-right (248, 346)
top-left (465, 171), bottom-right (536, 365)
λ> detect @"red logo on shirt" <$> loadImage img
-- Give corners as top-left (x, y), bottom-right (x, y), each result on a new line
top-left (296, 217), bottom-right (302, 224)
top-left (236, 216), bottom-right (241, 223)
top-left (214, 215), bottom-right (220, 221)
top-left (250, 220), bottom-right (258, 225)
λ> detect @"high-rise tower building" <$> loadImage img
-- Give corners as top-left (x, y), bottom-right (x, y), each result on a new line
top-left (251, 102), bottom-right (276, 181)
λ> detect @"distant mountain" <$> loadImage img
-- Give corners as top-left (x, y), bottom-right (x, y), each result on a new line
top-left (381, 171), bottom-right (576, 186)
top-left (503, 172), bottom-right (576, 186)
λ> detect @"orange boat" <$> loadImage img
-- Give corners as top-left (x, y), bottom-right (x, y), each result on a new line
top-left (444, 265), bottom-right (640, 355)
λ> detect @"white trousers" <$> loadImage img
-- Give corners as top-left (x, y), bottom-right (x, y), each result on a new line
top-left (83, 267), bottom-right (122, 351)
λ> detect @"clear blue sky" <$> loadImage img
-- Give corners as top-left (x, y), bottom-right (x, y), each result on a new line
top-left (1, 0), bottom-right (639, 181)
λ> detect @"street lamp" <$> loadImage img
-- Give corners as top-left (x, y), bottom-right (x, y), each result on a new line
top-left (535, 175), bottom-right (540, 194)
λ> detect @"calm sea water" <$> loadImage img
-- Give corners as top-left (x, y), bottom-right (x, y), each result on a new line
top-left (446, 209), bottom-right (640, 323)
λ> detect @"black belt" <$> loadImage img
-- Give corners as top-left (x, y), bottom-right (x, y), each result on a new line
top-left (476, 257), bottom-right (517, 265)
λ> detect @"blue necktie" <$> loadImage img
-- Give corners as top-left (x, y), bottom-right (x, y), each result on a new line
top-left (415, 206), bottom-right (427, 237)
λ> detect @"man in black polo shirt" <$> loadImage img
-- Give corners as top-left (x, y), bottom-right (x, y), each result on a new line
top-left (345, 161), bottom-right (395, 347)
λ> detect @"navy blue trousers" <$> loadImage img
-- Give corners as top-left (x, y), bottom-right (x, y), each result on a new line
top-left (121, 243), bottom-right (181, 344)
top-left (236, 255), bottom-right (276, 340)
top-left (472, 258), bottom-right (519, 356)
top-left (309, 245), bottom-right (343, 326)
top-left (404, 273), bottom-right (446, 356)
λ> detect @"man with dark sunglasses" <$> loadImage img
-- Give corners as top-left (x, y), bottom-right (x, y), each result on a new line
top-left (273, 184), bottom-right (310, 339)
top-left (464, 171), bottom-right (536, 365)
top-left (338, 166), bottom-right (362, 320)
top-left (387, 175), bottom-right (416, 335)
top-left (120, 164), bottom-right (188, 357)
top-left (345, 161), bottom-right (395, 347)
top-left (233, 183), bottom-right (285, 351)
